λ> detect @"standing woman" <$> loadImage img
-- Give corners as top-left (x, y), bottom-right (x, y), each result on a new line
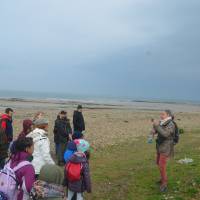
top-left (27, 118), bottom-right (55, 178)
top-left (152, 110), bottom-right (175, 192)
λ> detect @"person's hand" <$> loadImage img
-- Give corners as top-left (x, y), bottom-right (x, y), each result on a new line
top-left (150, 129), bottom-right (156, 135)
top-left (153, 120), bottom-right (160, 126)
top-left (69, 134), bottom-right (72, 141)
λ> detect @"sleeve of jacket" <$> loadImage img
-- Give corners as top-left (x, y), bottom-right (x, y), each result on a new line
top-left (1, 120), bottom-right (7, 130)
top-left (73, 112), bottom-right (78, 128)
top-left (53, 120), bottom-right (58, 134)
top-left (22, 165), bottom-right (35, 194)
top-left (82, 115), bottom-right (85, 131)
top-left (63, 167), bottom-right (68, 187)
top-left (83, 162), bottom-right (92, 193)
top-left (154, 122), bottom-right (175, 138)
top-left (67, 121), bottom-right (72, 134)
top-left (41, 138), bottom-right (55, 165)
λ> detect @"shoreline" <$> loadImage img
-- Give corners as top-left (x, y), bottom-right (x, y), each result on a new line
top-left (0, 97), bottom-right (200, 113)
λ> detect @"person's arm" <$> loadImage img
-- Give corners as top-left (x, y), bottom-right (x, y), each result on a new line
top-left (83, 163), bottom-right (92, 193)
top-left (21, 165), bottom-right (35, 194)
top-left (63, 167), bottom-right (68, 187)
top-left (67, 121), bottom-right (72, 135)
top-left (1, 120), bottom-right (7, 130)
top-left (73, 114), bottom-right (79, 130)
top-left (82, 115), bottom-right (85, 131)
top-left (40, 138), bottom-right (55, 165)
top-left (154, 122), bottom-right (175, 138)
top-left (53, 121), bottom-right (58, 135)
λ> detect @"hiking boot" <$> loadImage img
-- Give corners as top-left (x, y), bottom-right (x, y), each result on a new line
top-left (160, 185), bottom-right (168, 193)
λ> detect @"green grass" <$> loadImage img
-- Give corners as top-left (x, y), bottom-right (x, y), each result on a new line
top-left (86, 130), bottom-right (200, 200)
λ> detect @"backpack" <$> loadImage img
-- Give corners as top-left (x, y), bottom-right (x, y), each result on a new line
top-left (0, 161), bottom-right (31, 200)
top-left (30, 180), bottom-right (65, 199)
top-left (173, 121), bottom-right (179, 144)
top-left (65, 162), bottom-right (83, 182)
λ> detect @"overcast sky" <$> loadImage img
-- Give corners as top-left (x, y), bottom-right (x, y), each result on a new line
top-left (0, 0), bottom-right (199, 101)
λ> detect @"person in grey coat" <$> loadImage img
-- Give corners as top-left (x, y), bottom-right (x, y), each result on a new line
top-left (152, 110), bottom-right (175, 192)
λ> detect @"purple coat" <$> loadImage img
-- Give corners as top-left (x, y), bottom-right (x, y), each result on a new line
top-left (10, 152), bottom-right (35, 200)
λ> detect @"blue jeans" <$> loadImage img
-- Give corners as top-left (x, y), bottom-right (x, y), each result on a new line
top-left (68, 190), bottom-right (83, 200)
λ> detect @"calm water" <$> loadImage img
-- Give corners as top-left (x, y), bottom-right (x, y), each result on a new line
top-left (0, 90), bottom-right (199, 105)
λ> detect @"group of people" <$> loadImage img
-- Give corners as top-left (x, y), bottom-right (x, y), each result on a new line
top-left (0, 105), bottom-right (180, 199)
top-left (53, 105), bottom-right (85, 166)
top-left (0, 105), bottom-right (91, 200)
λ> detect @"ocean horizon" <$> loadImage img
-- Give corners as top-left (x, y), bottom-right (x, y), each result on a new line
top-left (0, 90), bottom-right (199, 105)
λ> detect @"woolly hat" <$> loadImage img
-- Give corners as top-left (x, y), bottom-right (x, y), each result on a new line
top-left (74, 139), bottom-right (90, 153)
top-left (23, 119), bottom-right (33, 132)
top-left (34, 118), bottom-right (49, 126)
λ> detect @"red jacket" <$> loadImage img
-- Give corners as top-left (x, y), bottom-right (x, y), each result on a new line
top-left (0, 114), bottom-right (13, 142)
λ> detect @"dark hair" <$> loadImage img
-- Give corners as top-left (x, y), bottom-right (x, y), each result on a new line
top-left (164, 109), bottom-right (174, 118)
top-left (60, 110), bottom-right (67, 115)
top-left (77, 105), bottom-right (82, 110)
top-left (5, 108), bottom-right (14, 114)
top-left (14, 137), bottom-right (33, 153)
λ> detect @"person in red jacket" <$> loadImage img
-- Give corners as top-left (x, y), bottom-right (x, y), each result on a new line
top-left (0, 108), bottom-right (14, 169)
top-left (1, 108), bottom-right (14, 142)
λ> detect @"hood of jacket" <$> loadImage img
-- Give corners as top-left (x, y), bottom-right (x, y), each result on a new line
top-left (39, 164), bottom-right (63, 185)
top-left (11, 151), bottom-right (32, 167)
top-left (27, 128), bottom-right (47, 141)
top-left (69, 152), bottom-right (87, 164)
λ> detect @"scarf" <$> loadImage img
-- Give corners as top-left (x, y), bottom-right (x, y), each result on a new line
top-left (160, 117), bottom-right (172, 126)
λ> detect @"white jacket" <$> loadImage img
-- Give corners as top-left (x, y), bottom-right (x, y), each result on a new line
top-left (26, 128), bottom-right (55, 174)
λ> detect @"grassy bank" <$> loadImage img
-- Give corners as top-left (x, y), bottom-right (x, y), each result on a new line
top-left (86, 129), bottom-right (200, 200)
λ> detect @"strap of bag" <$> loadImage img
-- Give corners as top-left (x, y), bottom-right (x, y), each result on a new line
top-left (13, 161), bottom-right (31, 172)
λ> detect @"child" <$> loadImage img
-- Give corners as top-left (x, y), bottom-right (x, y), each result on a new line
top-left (31, 164), bottom-right (65, 200)
top-left (64, 139), bottom-right (91, 200)
top-left (0, 137), bottom-right (35, 200)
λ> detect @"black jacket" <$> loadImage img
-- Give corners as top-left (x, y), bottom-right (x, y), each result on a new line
top-left (73, 111), bottom-right (85, 132)
top-left (54, 117), bottom-right (72, 144)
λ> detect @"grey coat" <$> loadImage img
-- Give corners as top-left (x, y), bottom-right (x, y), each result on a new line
top-left (64, 153), bottom-right (92, 193)
top-left (154, 119), bottom-right (175, 157)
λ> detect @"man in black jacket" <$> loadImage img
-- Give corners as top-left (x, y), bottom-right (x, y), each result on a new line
top-left (54, 111), bottom-right (72, 166)
top-left (73, 105), bottom-right (85, 133)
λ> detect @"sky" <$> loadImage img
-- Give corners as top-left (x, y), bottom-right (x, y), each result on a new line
top-left (0, 0), bottom-right (200, 101)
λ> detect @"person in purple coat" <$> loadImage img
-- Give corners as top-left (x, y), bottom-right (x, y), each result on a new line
top-left (10, 137), bottom-right (35, 200)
